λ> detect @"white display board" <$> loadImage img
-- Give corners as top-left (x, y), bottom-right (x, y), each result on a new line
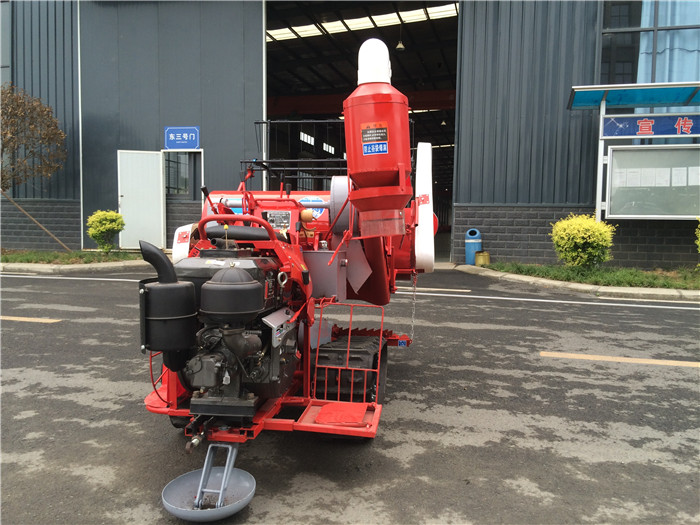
top-left (606, 144), bottom-right (700, 219)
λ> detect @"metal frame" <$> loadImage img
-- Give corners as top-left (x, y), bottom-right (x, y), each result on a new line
top-left (595, 109), bottom-right (700, 220)
top-left (595, 100), bottom-right (607, 221)
top-left (573, 82), bottom-right (700, 221)
top-left (602, 111), bottom-right (700, 140)
top-left (569, 81), bottom-right (700, 110)
top-left (605, 143), bottom-right (700, 220)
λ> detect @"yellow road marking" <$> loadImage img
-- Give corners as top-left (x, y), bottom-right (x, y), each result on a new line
top-left (540, 351), bottom-right (699, 368)
top-left (1, 316), bottom-right (62, 324)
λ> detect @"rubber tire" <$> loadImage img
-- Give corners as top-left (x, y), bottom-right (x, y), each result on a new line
top-left (169, 416), bottom-right (191, 429)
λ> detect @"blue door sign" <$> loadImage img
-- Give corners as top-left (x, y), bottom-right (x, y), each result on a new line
top-left (164, 126), bottom-right (200, 149)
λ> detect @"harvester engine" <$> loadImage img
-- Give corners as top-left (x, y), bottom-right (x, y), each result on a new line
top-left (141, 243), bottom-right (302, 425)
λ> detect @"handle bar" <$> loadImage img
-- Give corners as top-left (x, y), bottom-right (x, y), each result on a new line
top-left (197, 214), bottom-right (277, 243)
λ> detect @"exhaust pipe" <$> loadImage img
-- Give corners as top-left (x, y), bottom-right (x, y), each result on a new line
top-left (139, 240), bottom-right (177, 284)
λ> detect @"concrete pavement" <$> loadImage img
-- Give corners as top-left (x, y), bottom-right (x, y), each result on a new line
top-left (1, 260), bottom-right (698, 302)
top-left (3, 263), bottom-right (698, 525)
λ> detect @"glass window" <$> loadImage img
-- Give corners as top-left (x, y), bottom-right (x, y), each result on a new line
top-left (601, 1), bottom-right (700, 84)
top-left (601, 32), bottom-right (644, 84)
top-left (607, 146), bottom-right (700, 218)
top-left (165, 151), bottom-right (201, 199)
top-left (165, 152), bottom-right (189, 194)
top-left (654, 29), bottom-right (700, 82)
top-left (657, 1), bottom-right (700, 27)
top-left (603, 1), bottom-right (643, 29)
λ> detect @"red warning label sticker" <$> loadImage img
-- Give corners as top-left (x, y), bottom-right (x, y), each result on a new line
top-left (361, 122), bottom-right (388, 143)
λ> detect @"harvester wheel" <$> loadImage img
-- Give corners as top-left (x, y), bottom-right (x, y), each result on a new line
top-left (169, 416), bottom-right (191, 429)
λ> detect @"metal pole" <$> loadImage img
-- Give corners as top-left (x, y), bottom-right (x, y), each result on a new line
top-left (595, 99), bottom-right (606, 221)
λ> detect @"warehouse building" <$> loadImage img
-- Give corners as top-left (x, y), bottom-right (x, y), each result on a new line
top-left (1, 1), bottom-right (698, 267)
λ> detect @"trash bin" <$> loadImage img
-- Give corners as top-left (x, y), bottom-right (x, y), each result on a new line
top-left (464, 229), bottom-right (482, 265)
top-left (475, 251), bottom-right (490, 266)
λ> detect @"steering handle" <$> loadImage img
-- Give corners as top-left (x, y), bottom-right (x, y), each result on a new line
top-left (197, 214), bottom-right (277, 242)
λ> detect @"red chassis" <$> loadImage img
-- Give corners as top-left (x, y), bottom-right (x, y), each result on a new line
top-left (143, 180), bottom-right (425, 444)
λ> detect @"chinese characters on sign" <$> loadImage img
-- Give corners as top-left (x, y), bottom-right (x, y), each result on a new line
top-left (170, 132), bottom-right (196, 141)
top-left (674, 117), bottom-right (693, 135)
top-left (636, 118), bottom-right (655, 135)
top-left (603, 115), bottom-right (698, 138)
top-left (360, 121), bottom-right (389, 156)
top-left (164, 126), bottom-right (200, 149)
top-left (362, 142), bottom-right (389, 155)
top-left (636, 117), bottom-right (694, 136)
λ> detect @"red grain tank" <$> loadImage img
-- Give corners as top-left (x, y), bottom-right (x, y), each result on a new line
top-left (343, 39), bottom-right (413, 237)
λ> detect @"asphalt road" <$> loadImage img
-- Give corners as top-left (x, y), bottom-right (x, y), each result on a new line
top-left (1, 268), bottom-right (699, 525)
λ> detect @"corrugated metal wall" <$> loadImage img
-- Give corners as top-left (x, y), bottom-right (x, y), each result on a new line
top-left (9, 1), bottom-right (600, 222)
top-left (79, 1), bottom-right (264, 243)
top-left (8, 0), bottom-right (263, 209)
top-left (10, 1), bottom-right (80, 200)
top-left (453, 1), bottom-right (600, 205)
top-left (1, 1), bottom-right (12, 84)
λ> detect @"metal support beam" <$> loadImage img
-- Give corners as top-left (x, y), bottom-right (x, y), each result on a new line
top-left (267, 89), bottom-right (456, 116)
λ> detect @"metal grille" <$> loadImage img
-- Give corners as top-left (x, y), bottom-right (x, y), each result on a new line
top-left (312, 303), bottom-right (385, 403)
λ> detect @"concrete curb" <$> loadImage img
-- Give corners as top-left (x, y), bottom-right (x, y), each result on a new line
top-left (454, 264), bottom-right (700, 303)
top-left (2, 260), bottom-right (697, 303)
top-left (0, 260), bottom-right (152, 275)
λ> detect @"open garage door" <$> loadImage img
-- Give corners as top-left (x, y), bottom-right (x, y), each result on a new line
top-left (117, 150), bottom-right (165, 249)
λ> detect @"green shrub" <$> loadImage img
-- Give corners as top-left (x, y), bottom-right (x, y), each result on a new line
top-left (86, 210), bottom-right (125, 253)
top-left (550, 214), bottom-right (616, 268)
